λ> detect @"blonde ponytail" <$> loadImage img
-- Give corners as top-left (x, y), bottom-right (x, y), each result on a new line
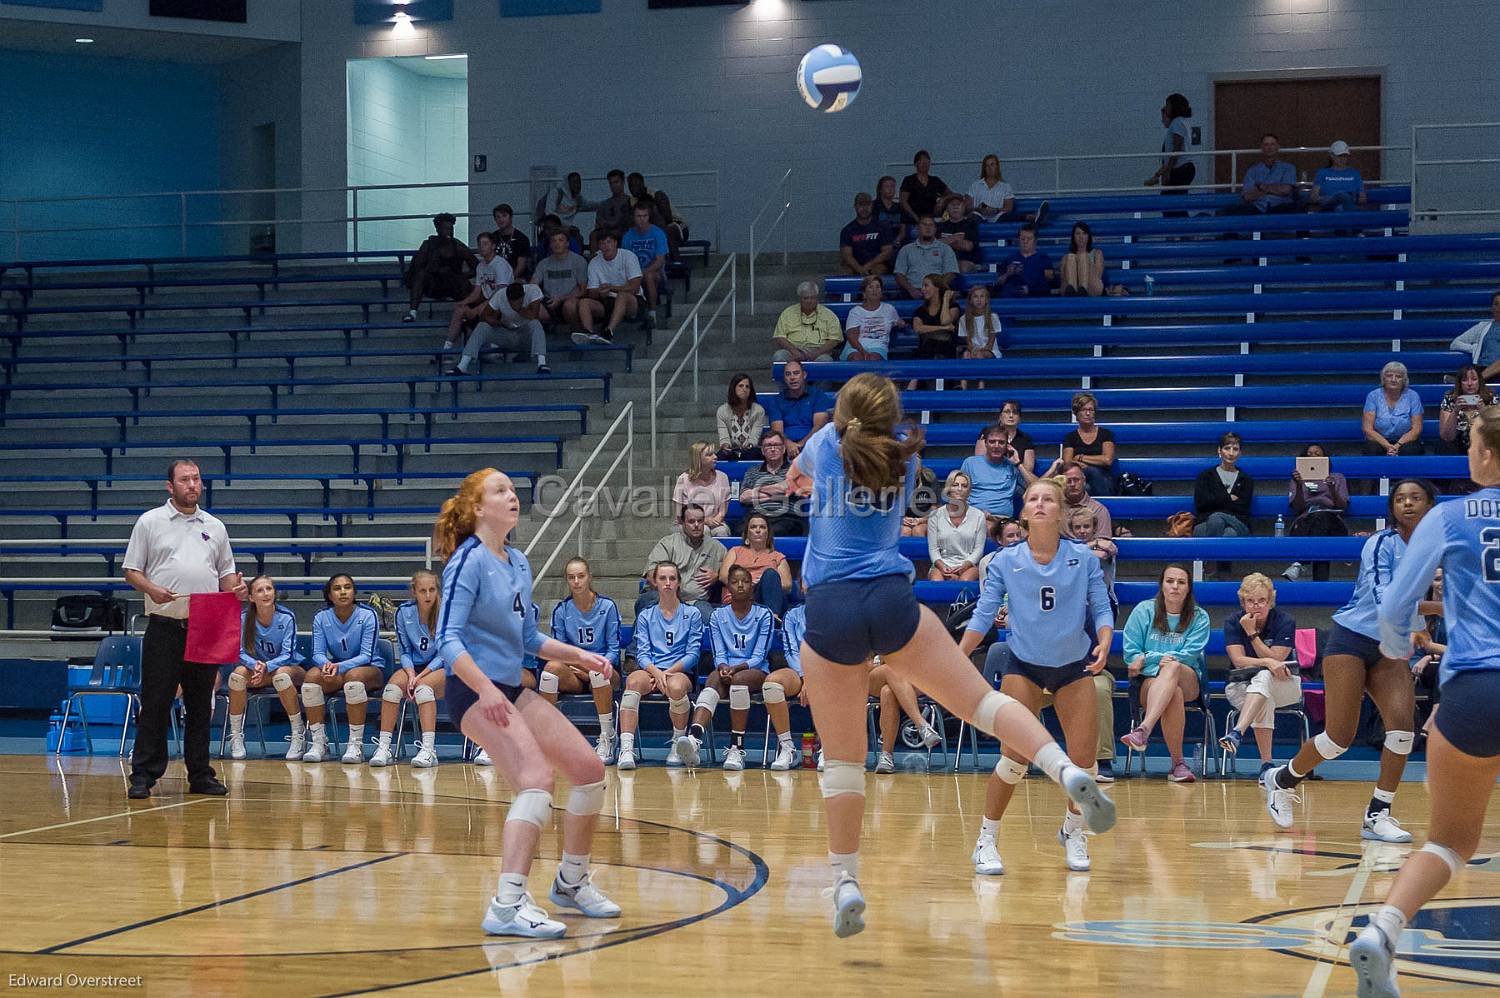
top-left (835, 373), bottom-right (925, 492)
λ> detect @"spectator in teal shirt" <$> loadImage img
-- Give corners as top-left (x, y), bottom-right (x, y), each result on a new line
top-left (1312, 141), bottom-right (1367, 212)
top-left (1119, 564), bottom-right (1212, 782)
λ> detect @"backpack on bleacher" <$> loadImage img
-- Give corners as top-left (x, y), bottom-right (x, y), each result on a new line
top-left (50, 594), bottom-right (126, 639)
top-left (364, 593), bottom-right (397, 631)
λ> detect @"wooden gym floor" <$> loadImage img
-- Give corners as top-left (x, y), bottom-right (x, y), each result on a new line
top-left (1, 755), bottom-right (1497, 997)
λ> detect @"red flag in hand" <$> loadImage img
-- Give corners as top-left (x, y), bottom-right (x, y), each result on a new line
top-left (186, 592), bottom-right (243, 665)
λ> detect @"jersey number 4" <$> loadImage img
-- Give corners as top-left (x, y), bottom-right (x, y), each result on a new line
top-left (513, 594), bottom-right (525, 617)
top-left (1483, 527), bottom-right (1500, 583)
top-left (1040, 586), bottom-right (1056, 612)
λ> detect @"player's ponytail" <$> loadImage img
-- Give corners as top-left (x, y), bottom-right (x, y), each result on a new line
top-left (835, 373), bottom-right (924, 493)
top-left (432, 468), bottom-right (498, 560)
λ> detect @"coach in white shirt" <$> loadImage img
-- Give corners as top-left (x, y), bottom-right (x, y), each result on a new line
top-left (123, 459), bottom-right (246, 800)
top-left (577, 230), bottom-right (642, 344)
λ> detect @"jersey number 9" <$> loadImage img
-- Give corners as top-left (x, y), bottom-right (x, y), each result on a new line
top-left (1040, 586), bottom-right (1056, 612)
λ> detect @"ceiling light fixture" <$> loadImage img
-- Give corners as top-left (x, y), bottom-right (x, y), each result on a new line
top-left (424, 53), bottom-right (466, 60)
top-left (391, 9), bottom-right (416, 37)
top-left (74, 37), bottom-right (94, 43)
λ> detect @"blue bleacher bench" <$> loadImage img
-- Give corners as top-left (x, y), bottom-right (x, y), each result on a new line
top-left (0, 248), bottom-right (416, 284)
top-left (918, 419), bottom-right (1440, 449)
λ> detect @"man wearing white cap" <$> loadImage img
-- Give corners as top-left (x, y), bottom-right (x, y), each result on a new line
top-left (1311, 140), bottom-right (1368, 212)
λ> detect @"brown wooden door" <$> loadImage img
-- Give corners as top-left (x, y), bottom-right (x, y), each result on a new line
top-left (1214, 77), bottom-right (1381, 188)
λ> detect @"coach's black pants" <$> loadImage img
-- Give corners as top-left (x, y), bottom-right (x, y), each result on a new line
top-left (129, 616), bottom-right (218, 790)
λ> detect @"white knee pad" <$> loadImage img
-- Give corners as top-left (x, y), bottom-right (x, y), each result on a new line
top-left (413, 684), bottom-right (436, 705)
top-left (620, 689), bottom-right (642, 713)
top-left (1384, 730), bottom-right (1415, 756)
top-left (668, 694), bottom-right (690, 715)
top-left (694, 687), bottom-right (721, 714)
top-left (761, 682), bottom-right (786, 704)
top-left (301, 682), bottom-right (325, 708)
top-left (538, 671), bottom-right (560, 695)
top-left (382, 683), bottom-right (404, 705)
top-left (343, 681), bottom-right (368, 706)
top-left (729, 685), bottom-right (752, 711)
top-left (820, 759), bottom-right (866, 799)
top-left (970, 690), bottom-right (1020, 738)
top-left (565, 780), bottom-right (606, 817)
top-left (1313, 731), bottom-right (1348, 760)
top-left (994, 755), bottom-right (1028, 785)
top-left (589, 670), bottom-right (610, 689)
top-left (271, 672), bottom-right (294, 693)
top-left (505, 788), bottom-right (554, 830)
top-left (227, 672), bottom-right (247, 692)
top-left (1421, 841), bottom-right (1464, 876)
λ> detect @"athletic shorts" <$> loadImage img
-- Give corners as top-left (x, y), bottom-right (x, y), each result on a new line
top-left (446, 673), bottom-right (527, 730)
top-left (803, 573), bottom-right (921, 666)
top-left (1005, 654), bottom-right (1093, 693)
top-left (1323, 622), bottom-right (1387, 668)
top-left (1434, 670), bottom-right (1500, 758)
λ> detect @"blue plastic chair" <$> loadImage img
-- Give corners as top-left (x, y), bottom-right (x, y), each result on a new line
top-left (58, 635), bottom-right (142, 757)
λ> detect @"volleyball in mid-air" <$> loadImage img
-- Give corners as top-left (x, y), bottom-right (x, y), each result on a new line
top-left (796, 44), bottom-right (862, 113)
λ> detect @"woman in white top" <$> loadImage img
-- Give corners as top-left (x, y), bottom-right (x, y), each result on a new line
top-left (842, 275), bottom-right (905, 361)
top-left (716, 373), bottom-right (767, 461)
top-left (672, 441), bottom-right (731, 536)
top-left (927, 470), bottom-right (986, 582)
top-left (1144, 93), bottom-right (1194, 216)
top-left (967, 154), bottom-right (1017, 222)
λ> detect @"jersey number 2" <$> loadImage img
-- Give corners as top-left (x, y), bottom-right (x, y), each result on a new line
top-left (1040, 586), bottom-right (1056, 612)
top-left (1483, 527), bottom-right (1500, 583)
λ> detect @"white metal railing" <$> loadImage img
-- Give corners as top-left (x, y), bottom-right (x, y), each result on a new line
top-left (649, 256), bottom-right (738, 462)
top-left (747, 168), bottom-right (791, 315)
top-left (883, 143), bottom-right (1412, 200)
top-left (0, 536), bottom-right (434, 570)
top-left (0, 169), bottom-right (720, 262)
top-left (1410, 122), bottom-right (1500, 231)
top-left (523, 401), bottom-right (635, 582)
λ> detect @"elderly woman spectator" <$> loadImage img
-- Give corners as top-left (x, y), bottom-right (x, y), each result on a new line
top-left (1060, 222), bottom-right (1106, 297)
top-left (770, 281), bottom-right (842, 363)
top-left (716, 373), bottom-right (766, 462)
top-left (1361, 361), bottom-right (1425, 457)
top-left (1438, 362), bottom-right (1497, 455)
top-left (842, 275), bottom-right (905, 360)
top-left (926, 470), bottom-right (986, 582)
top-left (1061, 392), bottom-right (1116, 496)
top-left (968, 153), bottom-right (1018, 222)
top-left (1283, 443), bottom-right (1350, 582)
top-left (718, 512), bottom-right (793, 616)
top-left (673, 441), bottom-right (731, 537)
top-left (1218, 573), bottom-right (1303, 780)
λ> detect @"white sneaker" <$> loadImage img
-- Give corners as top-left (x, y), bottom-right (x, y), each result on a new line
top-left (302, 740), bottom-right (328, 763)
top-left (1263, 766), bottom-right (1299, 830)
top-left (228, 733), bottom-right (246, 760)
top-left (474, 748), bottom-right (493, 766)
top-left (403, 309), bottom-right (417, 323)
top-left (411, 744), bottom-right (439, 769)
top-left (1058, 823), bottom-right (1091, 872)
top-left (341, 741), bottom-right (364, 765)
top-left (570, 330), bottom-right (591, 346)
top-left (665, 738), bottom-right (684, 767)
top-left (1059, 764), bottom-right (1117, 834)
top-left (1349, 924), bottom-right (1401, 998)
top-left (972, 838), bottom-right (1004, 876)
top-left (676, 734), bottom-right (702, 768)
top-left (920, 723), bottom-right (943, 750)
top-left (481, 893), bottom-right (566, 939)
top-left (828, 874), bottom-right (866, 938)
top-left (722, 745), bottom-right (746, 771)
top-left (1282, 561), bottom-right (1305, 582)
top-left (874, 752), bottom-right (895, 774)
top-left (769, 742), bottom-right (798, 771)
top-left (368, 745), bottom-right (395, 768)
top-left (286, 730), bottom-right (305, 761)
top-left (816, 750), bottom-right (825, 772)
top-left (549, 872), bottom-right (621, 918)
top-left (595, 735), bottom-right (615, 765)
top-left (1362, 810), bottom-right (1413, 844)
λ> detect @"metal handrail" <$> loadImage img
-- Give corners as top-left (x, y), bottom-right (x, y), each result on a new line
top-left (523, 401), bottom-right (634, 583)
top-left (649, 255), bottom-right (738, 462)
top-left (747, 168), bottom-right (791, 315)
top-left (1410, 122), bottom-right (1500, 228)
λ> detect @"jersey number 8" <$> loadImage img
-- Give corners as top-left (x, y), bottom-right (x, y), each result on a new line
top-left (1040, 586), bottom-right (1056, 612)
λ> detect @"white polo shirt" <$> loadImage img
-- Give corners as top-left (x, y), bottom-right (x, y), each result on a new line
top-left (121, 501), bottom-right (237, 619)
top-left (587, 248), bottom-right (642, 291)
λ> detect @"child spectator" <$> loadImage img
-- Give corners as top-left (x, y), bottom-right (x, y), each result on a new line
top-left (996, 223), bottom-right (1055, 297)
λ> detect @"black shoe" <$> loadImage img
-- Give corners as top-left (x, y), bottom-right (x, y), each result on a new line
top-left (127, 784), bottom-right (152, 800)
top-left (536, 363), bottom-right (551, 375)
top-left (188, 778), bottom-right (228, 796)
top-left (442, 365), bottom-right (466, 377)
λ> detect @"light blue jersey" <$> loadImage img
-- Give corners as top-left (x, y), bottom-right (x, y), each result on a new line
top-left (1379, 488), bottom-right (1500, 677)
top-left (523, 602), bottom-right (543, 673)
top-left (395, 601), bottom-right (441, 673)
top-left (551, 594), bottom-right (622, 668)
top-left (312, 604), bottom-right (383, 674)
top-left (966, 538), bottom-right (1114, 666)
top-left (239, 604), bottom-right (298, 670)
top-left (793, 421), bottom-right (918, 588)
top-left (632, 601), bottom-right (705, 672)
top-left (781, 605), bottom-right (807, 676)
top-left (437, 537), bottom-right (546, 687)
top-left (1332, 528), bottom-right (1406, 640)
top-left (709, 603), bottom-right (775, 671)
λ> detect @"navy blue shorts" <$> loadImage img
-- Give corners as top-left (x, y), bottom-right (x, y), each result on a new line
top-left (1324, 622), bottom-right (1388, 668)
top-left (803, 573), bottom-right (921, 666)
top-left (445, 673), bottom-right (527, 730)
top-left (1005, 654), bottom-right (1093, 693)
top-left (1435, 670), bottom-right (1500, 758)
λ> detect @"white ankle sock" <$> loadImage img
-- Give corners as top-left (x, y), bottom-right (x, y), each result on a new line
top-left (619, 732), bottom-right (635, 751)
top-left (979, 817), bottom-right (1000, 841)
top-left (229, 714), bottom-right (245, 736)
top-left (598, 714), bottom-right (614, 738)
top-left (559, 852), bottom-right (589, 886)
top-left (673, 726), bottom-right (687, 741)
top-left (1033, 742), bottom-right (1069, 783)
top-left (309, 722), bottom-right (326, 744)
top-left (1372, 904), bottom-right (1407, 943)
top-left (829, 850), bottom-right (860, 882)
top-left (348, 724), bottom-right (364, 747)
top-left (422, 731), bottom-right (436, 751)
top-left (497, 871), bottom-right (527, 906)
top-left (376, 732), bottom-right (392, 751)
top-left (1063, 809), bottom-right (1084, 834)
top-left (288, 712), bottom-right (304, 735)
top-left (779, 732), bottom-right (794, 748)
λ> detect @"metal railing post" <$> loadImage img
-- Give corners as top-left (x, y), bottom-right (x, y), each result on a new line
top-left (714, 169), bottom-right (721, 251)
top-left (351, 187), bottom-right (360, 253)
top-left (749, 219), bottom-right (757, 315)
top-left (1054, 156), bottom-right (1061, 197)
top-left (781, 173), bottom-right (789, 266)
top-left (692, 313), bottom-right (700, 402)
top-left (730, 254), bottom-right (738, 343)
top-left (1409, 123), bottom-right (1419, 228)
top-left (650, 368), bottom-right (659, 462)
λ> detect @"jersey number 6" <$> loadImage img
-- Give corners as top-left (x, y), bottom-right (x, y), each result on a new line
top-left (1040, 586), bottom-right (1056, 612)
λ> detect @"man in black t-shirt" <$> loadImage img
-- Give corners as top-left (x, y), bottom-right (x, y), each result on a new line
top-left (490, 203), bottom-right (532, 279)
top-left (899, 149), bottom-right (949, 223)
top-left (838, 193), bottom-right (894, 276)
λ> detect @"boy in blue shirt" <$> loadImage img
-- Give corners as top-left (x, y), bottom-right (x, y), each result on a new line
top-left (621, 204), bottom-right (669, 325)
top-left (996, 223), bottom-right (1055, 297)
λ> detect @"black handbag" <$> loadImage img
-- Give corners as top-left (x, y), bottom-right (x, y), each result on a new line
top-left (50, 594), bottom-right (126, 638)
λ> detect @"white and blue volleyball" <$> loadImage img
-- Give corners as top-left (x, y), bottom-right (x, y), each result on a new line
top-left (796, 44), bottom-right (862, 113)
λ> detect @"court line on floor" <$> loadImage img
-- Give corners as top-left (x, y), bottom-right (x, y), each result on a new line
top-left (0, 798), bottom-right (209, 841)
top-left (1300, 853), bottom-right (1374, 998)
top-left (35, 853), bottom-right (407, 955)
